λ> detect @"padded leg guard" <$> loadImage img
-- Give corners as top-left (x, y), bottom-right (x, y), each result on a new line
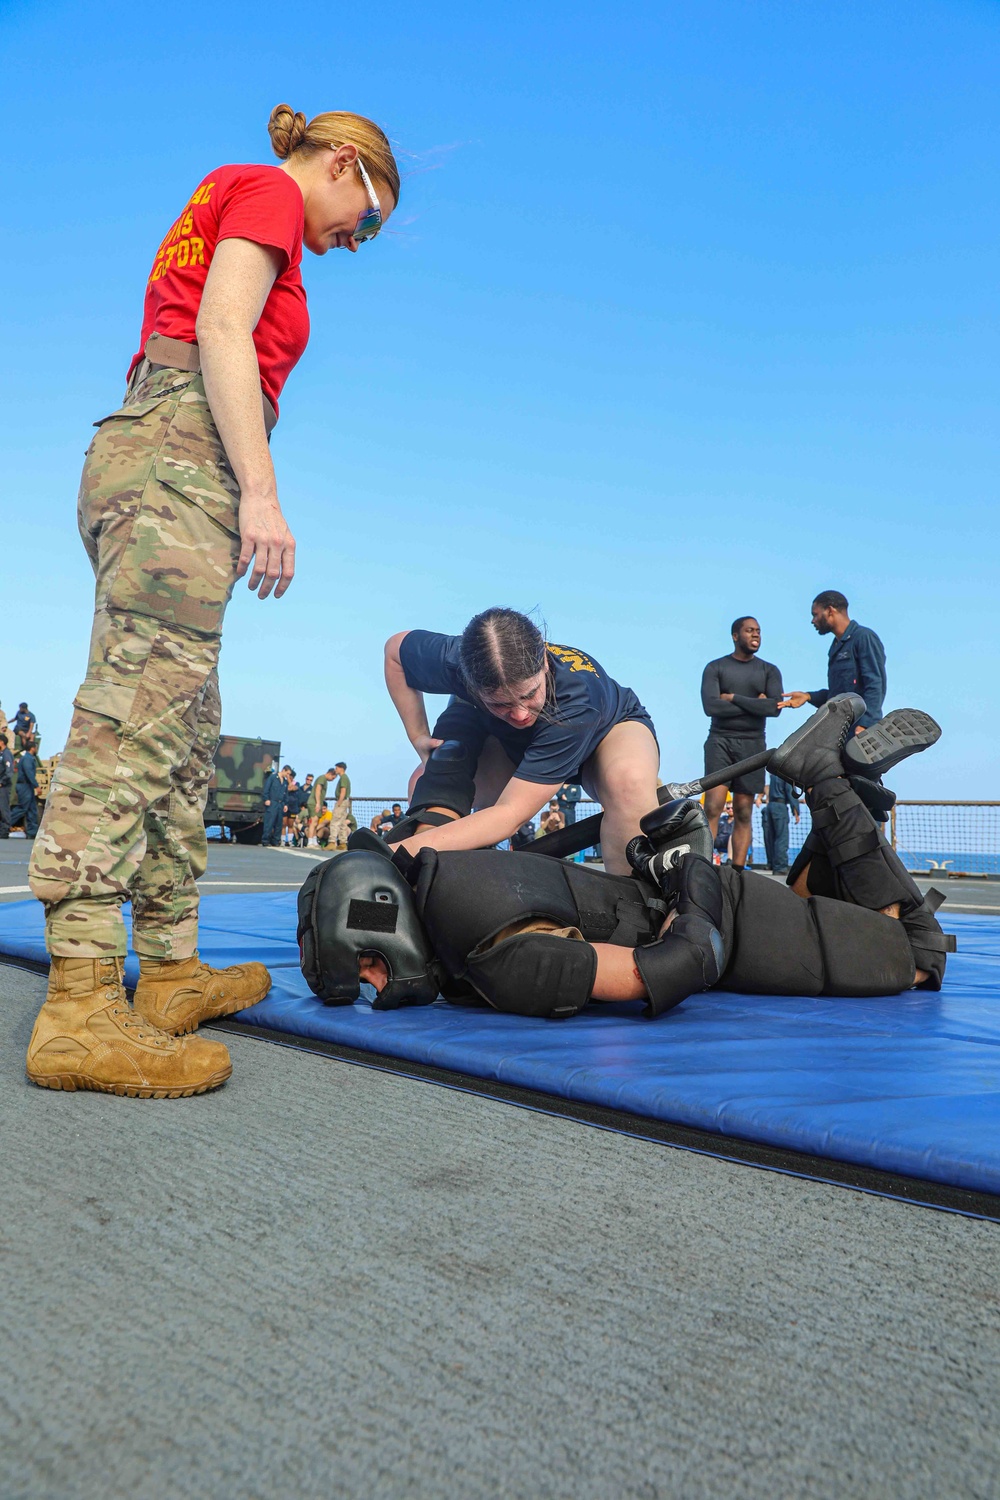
top-left (807, 777), bottom-right (924, 914)
top-left (724, 867), bottom-right (916, 997)
top-left (465, 932), bottom-right (597, 1019)
top-left (724, 867), bottom-right (824, 995)
top-left (633, 854), bottom-right (726, 1017)
top-left (810, 896), bottom-right (915, 996)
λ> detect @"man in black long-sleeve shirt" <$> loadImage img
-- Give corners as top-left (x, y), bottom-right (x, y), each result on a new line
top-left (700, 617), bottom-right (787, 870)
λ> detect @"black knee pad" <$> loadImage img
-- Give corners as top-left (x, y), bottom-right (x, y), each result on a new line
top-left (809, 896), bottom-right (915, 996)
top-left (386, 807), bottom-right (459, 844)
top-left (407, 738), bottom-right (479, 821)
top-left (466, 932), bottom-right (596, 1019)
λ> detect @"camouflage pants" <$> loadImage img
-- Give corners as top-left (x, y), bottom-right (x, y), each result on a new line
top-left (328, 800), bottom-right (352, 847)
top-left (29, 363), bottom-right (241, 959)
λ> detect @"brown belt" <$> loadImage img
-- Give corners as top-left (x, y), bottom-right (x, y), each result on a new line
top-left (143, 333), bottom-right (277, 435)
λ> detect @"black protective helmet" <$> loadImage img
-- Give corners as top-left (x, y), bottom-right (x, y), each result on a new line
top-left (297, 849), bottom-right (440, 1010)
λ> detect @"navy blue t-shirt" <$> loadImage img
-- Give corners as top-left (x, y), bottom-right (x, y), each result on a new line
top-left (399, 630), bottom-right (655, 785)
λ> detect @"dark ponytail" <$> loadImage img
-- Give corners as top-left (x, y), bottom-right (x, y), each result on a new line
top-left (459, 608), bottom-right (547, 700)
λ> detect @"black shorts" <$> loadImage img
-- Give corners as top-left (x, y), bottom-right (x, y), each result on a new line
top-left (704, 733), bottom-right (767, 796)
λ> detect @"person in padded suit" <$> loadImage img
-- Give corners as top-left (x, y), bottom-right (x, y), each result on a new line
top-left (382, 607), bottom-right (660, 876)
top-left (302, 696), bottom-right (951, 1019)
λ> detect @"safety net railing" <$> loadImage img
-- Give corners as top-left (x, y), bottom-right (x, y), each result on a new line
top-left (706, 800), bottom-right (1000, 876)
top-left (347, 798), bottom-right (1000, 877)
top-left (888, 802), bottom-right (1000, 877)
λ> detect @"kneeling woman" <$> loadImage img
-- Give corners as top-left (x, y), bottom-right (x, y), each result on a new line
top-left (383, 607), bottom-right (660, 875)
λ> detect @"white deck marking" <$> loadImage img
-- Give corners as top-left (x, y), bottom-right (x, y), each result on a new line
top-left (196, 880), bottom-right (301, 888)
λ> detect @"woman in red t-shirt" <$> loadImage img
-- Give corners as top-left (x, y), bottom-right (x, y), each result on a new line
top-left (26, 106), bottom-right (399, 1101)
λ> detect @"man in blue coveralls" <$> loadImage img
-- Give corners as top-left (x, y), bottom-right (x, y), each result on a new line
top-left (761, 774), bottom-right (800, 875)
top-left (780, 590), bottom-right (887, 731)
top-left (261, 761), bottom-right (284, 848)
top-left (0, 734), bottom-right (13, 839)
top-left (11, 737), bottom-right (40, 838)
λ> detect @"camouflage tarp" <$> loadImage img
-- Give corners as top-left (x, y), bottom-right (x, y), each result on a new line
top-left (204, 737), bottom-right (281, 836)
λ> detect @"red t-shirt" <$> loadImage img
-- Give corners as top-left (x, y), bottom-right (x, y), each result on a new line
top-left (129, 163), bottom-right (310, 416)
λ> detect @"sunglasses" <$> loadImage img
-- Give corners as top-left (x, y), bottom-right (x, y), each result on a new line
top-left (330, 146), bottom-right (384, 244)
top-left (351, 156), bottom-right (383, 246)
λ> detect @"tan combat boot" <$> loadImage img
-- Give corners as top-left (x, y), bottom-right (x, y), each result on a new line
top-left (26, 957), bottom-right (232, 1098)
top-left (133, 953), bottom-right (271, 1035)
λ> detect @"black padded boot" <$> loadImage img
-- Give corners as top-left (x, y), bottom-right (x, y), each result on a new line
top-left (843, 708), bottom-right (941, 781)
top-left (768, 694), bottom-right (866, 790)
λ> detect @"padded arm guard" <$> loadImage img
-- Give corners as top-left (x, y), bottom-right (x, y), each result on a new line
top-left (461, 932), bottom-right (597, 1020)
top-left (632, 853), bottom-right (726, 1018)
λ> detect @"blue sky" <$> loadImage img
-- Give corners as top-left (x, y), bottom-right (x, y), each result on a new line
top-left (2, 0), bottom-right (996, 797)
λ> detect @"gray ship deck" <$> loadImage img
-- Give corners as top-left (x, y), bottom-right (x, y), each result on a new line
top-left (2, 842), bottom-right (998, 1499)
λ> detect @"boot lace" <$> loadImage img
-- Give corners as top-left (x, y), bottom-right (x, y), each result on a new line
top-left (107, 998), bottom-right (173, 1047)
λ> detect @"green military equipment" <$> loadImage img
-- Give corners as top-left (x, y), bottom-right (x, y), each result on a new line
top-left (205, 736), bottom-right (281, 844)
top-left (34, 755), bottom-right (60, 808)
top-left (10, 750), bottom-right (56, 805)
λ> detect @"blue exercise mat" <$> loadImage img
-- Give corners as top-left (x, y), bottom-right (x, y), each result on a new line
top-left (2, 894), bottom-right (998, 1196)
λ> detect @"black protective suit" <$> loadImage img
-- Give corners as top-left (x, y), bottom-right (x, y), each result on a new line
top-left (304, 728), bottom-right (954, 1021)
top-left (404, 769), bottom-right (955, 1020)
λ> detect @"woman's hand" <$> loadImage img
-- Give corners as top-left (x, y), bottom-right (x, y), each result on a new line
top-left (237, 495), bottom-right (296, 599)
top-left (411, 734), bottom-right (444, 763)
top-left (196, 238), bottom-right (294, 599)
top-left (396, 776), bottom-right (559, 859)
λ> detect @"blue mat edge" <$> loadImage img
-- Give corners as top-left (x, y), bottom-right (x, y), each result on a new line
top-left (229, 992), bottom-right (1000, 1197)
top-left (3, 895), bottom-right (999, 1198)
